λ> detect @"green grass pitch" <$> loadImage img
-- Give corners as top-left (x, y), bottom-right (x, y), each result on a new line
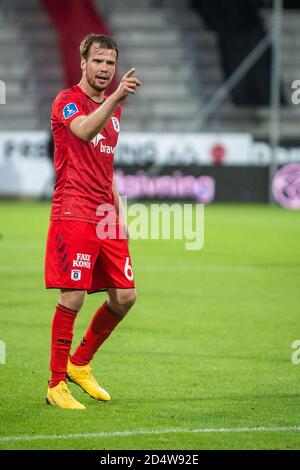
top-left (0, 201), bottom-right (300, 450)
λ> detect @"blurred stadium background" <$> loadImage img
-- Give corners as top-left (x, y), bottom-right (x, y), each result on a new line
top-left (1, 0), bottom-right (300, 452)
top-left (0, 0), bottom-right (300, 203)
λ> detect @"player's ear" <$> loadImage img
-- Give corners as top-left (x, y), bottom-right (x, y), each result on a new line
top-left (81, 59), bottom-right (87, 72)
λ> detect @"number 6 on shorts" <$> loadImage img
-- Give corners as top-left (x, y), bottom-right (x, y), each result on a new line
top-left (124, 257), bottom-right (134, 281)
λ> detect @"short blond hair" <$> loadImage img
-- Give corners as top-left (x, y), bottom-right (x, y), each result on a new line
top-left (80, 34), bottom-right (119, 60)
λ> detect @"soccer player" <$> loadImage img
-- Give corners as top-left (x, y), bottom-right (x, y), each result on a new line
top-left (44, 34), bottom-right (141, 409)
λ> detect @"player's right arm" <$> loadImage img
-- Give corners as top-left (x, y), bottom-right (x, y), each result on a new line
top-left (70, 68), bottom-right (141, 142)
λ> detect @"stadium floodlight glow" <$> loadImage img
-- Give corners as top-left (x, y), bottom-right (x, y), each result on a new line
top-left (0, 80), bottom-right (6, 104)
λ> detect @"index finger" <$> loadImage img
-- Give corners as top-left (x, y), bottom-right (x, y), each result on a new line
top-left (124, 68), bottom-right (136, 78)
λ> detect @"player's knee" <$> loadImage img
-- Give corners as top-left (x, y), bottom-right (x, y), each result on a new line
top-left (59, 289), bottom-right (85, 312)
top-left (110, 290), bottom-right (137, 316)
top-left (123, 290), bottom-right (137, 312)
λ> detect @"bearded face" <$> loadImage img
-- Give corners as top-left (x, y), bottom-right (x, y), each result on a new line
top-left (82, 44), bottom-right (117, 93)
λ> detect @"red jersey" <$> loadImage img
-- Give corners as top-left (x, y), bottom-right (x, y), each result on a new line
top-left (50, 85), bottom-right (121, 223)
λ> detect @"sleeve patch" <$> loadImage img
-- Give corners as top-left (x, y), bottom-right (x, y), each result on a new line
top-left (63, 103), bottom-right (79, 119)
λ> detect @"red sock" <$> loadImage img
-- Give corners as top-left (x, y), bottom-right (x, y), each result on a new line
top-left (49, 303), bottom-right (78, 388)
top-left (70, 302), bottom-right (121, 366)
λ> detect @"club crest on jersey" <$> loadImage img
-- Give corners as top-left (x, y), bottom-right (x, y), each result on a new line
top-left (63, 103), bottom-right (79, 119)
top-left (71, 269), bottom-right (81, 281)
top-left (111, 117), bottom-right (120, 132)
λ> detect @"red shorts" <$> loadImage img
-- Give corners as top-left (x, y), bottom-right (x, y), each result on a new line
top-left (45, 220), bottom-right (135, 293)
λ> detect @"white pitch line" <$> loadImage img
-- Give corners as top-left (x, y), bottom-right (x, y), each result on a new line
top-left (1, 425), bottom-right (300, 443)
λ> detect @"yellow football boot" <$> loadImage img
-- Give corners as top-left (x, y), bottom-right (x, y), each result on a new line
top-left (46, 380), bottom-right (86, 410)
top-left (67, 359), bottom-right (111, 401)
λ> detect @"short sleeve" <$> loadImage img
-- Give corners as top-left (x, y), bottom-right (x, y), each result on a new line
top-left (52, 92), bottom-right (86, 128)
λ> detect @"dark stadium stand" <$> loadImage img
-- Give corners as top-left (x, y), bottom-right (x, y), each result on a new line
top-left (0, 0), bottom-right (300, 138)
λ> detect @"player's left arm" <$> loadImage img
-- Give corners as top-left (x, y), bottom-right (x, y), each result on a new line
top-left (112, 176), bottom-right (129, 240)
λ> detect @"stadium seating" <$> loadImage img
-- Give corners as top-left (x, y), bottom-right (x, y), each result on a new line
top-left (1, 0), bottom-right (300, 138)
top-left (0, 0), bottom-right (63, 130)
top-left (100, 0), bottom-right (300, 137)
